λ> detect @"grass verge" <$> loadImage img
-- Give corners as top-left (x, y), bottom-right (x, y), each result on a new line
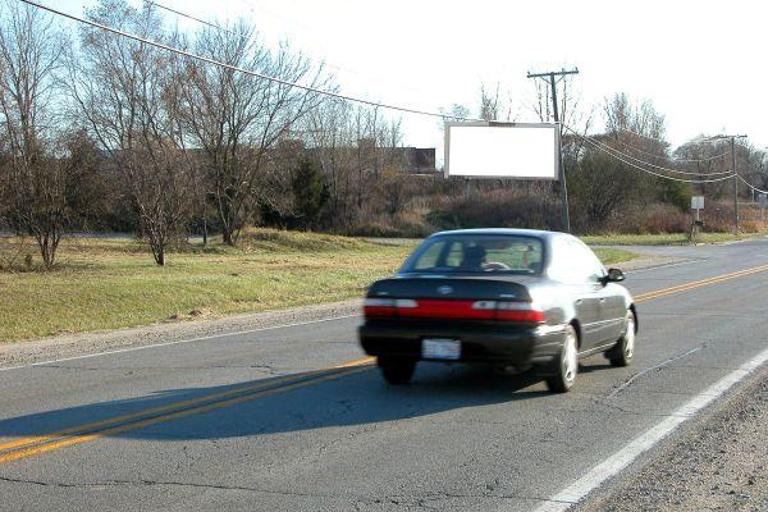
top-left (593, 248), bottom-right (637, 266)
top-left (582, 232), bottom-right (765, 246)
top-left (0, 231), bottom-right (637, 343)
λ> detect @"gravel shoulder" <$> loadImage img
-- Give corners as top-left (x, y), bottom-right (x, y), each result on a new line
top-left (578, 364), bottom-right (768, 512)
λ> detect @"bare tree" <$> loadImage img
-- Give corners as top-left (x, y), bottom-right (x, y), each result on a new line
top-left (301, 101), bottom-right (406, 230)
top-left (567, 94), bottom-right (689, 230)
top-left (439, 103), bottom-right (471, 124)
top-left (66, 0), bottom-right (192, 265)
top-left (0, 0), bottom-right (67, 267)
top-left (480, 83), bottom-right (500, 121)
top-left (304, 99), bottom-right (357, 227)
top-left (177, 23), bottom-right (330, 245)
top-left (603, 93), bottom-right (666, 142)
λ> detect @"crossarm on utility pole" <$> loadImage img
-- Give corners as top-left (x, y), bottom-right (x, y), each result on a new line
top-left (526, 68), bottom-right (579, 233)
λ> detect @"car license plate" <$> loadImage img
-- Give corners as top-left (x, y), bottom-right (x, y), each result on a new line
top-left (422, 338), bottom-right (461, 360)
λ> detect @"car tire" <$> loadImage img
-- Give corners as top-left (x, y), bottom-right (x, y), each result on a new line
top-left (545, 325), bottom-right (579, 393)
top-left (608, 310), bottom-right (636, 367)
top-left (378, 357), bottom-right (416, 385)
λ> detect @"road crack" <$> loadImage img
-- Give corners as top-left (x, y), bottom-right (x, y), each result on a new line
top-left (0, 475), bottom-right (338, 498)
top-left (605, 343), bottom-right (706, 399)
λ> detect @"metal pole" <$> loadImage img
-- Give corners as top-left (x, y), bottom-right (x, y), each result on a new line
top-left (549, 73), bottom-right (571, 233)
top-left (732, 137), bottom-right (739, 233)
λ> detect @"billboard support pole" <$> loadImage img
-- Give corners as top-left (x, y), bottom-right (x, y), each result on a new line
top-left (528, 69), bottom-right (579, 233)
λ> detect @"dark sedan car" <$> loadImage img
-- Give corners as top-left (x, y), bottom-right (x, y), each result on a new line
top-left (358, 228), bottom-right (637, 392)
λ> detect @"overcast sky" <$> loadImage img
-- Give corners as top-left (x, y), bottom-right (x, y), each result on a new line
top-left (55, 0), bottom-right (767, 153)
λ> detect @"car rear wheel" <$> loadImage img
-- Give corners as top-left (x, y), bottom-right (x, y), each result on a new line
top-left (378, 357), bottom-right (416, 385)
top-left (608, 311), bottom-right (636, 367)
top-left (545, 325), bottom-right (578, 393)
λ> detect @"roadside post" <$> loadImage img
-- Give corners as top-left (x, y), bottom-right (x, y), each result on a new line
top-left (759, 193), bottom-right (767, 223)
top-left (690, 195), bottom-right (705, 243)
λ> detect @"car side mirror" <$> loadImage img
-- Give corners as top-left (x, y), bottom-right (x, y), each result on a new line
top-left (602, 268), bottom-right (625, 284)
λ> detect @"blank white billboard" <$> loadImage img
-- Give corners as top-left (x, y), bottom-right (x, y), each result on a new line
top-left (445, 123), bottom-right (559, 180)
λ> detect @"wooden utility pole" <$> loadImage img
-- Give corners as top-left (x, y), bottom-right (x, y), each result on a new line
top-left (527, 68), bottom-right (579, 233)
top-left (708, 134), bottom-right (747, 233)
top-left (731, 137), bottom-right (739, 233)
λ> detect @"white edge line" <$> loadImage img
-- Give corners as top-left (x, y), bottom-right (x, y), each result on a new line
top-left (529, 344), bottom-right (768, 512)
top-left (0, 314), bottom-right (361, 373)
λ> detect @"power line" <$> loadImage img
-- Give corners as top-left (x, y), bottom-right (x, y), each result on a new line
top-left (221, 0), bottom-right (440, 102)
top-left (598, 138), bottom-right (732, 176)
top-left (564, 126), bottom-right (735, 184)
top-left (144, 0), bottom-right (384, 100)
top-left (20, 0), bottom-right (481, 123)
top-left (614, 129), bottom-right (768, 193)
top-left (19, 0), bottom-right (762, 191)
top-left (616, 127), bottom-right (731, 163)
top-left (615, 127), bottom-right (710, 146)
top-left (565, 126), bottom-right (733, 177)
top-left (584, 137), bottom-right (734, 183)
top-left (142, 0), bottom-right (400, 109)
top-left (608, 137), bottom-right (732, 176)
top-left (526, 68), bottom-right (579, 233)
top-left (736, 174), bottom-right (768, 195)
top-left (613, 136), bottom-right (730, 164)
top-left (144, 1), bottom-right (236, 34)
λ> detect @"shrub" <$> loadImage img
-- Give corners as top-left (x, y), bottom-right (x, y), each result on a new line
top-left (427, 188), bottom-right (562, 231)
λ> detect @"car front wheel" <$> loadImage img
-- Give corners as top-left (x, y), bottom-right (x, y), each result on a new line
top-left (546, 325), bottom-right (579, 393)
top-left (378, 356), bottom-right (416, 385)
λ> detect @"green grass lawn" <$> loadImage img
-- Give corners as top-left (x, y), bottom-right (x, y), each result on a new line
top-left (582, 232), bottom-right (765, 246)
top-left (593, 248), bottom-right (637, 266)
top-left (0, 231), bottom-right (637, 343)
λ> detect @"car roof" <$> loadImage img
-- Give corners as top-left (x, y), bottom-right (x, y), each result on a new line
top-left (428, 228), bottom-right (566, 240)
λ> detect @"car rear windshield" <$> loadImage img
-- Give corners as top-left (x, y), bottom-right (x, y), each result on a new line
top-left (401, 235), bottom-right (544, 275)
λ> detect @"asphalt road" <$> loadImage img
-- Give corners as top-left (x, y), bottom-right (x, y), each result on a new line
top-left (1, 239), bottom-right (768, 511)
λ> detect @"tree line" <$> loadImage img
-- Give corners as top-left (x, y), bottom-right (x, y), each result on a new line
top-left (1, 0), bottom-right (766, 268)
top-left (0, 0), bottom-right (413, 266)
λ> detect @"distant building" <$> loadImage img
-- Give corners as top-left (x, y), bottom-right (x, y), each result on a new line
top-left (284, 137), bottom-right (436, 175)
top-left (384, 147), bottom-right (436, 174)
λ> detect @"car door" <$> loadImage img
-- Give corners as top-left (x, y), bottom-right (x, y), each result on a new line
top-left (549, 237), bottom-right (603, 349)
top-left (575, 240), bottom-right (627, 344)
top-left (600, 283), bottom-right (628, 341)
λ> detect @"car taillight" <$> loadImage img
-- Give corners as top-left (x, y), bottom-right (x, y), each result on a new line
top-left (494, 301), bottom-right (546, 323)
top-left (364, 298), bottom-right (545, 323)
top-left (363, 298), bottom-right (417, 317)
top-left (363, 298), bottom-right (396, 317)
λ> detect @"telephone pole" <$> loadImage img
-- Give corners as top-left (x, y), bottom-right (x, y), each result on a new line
top-left (707, 134), bottom-right (747, 233)
top-left (527, 68), bottom-right (579, 233)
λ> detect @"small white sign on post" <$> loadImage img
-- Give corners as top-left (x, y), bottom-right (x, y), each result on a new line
top-left (759, 194), bottom-right (767, 208)
top-left (691, 196), bottom-right (705, 210)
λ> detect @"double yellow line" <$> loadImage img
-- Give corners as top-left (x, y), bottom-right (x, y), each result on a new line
top-left (634, 262), bottom-right (768, 304)
top-left (2, 261), bottom-right (768, 466)
top-left (0, 357), bottom-right (374, 465)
